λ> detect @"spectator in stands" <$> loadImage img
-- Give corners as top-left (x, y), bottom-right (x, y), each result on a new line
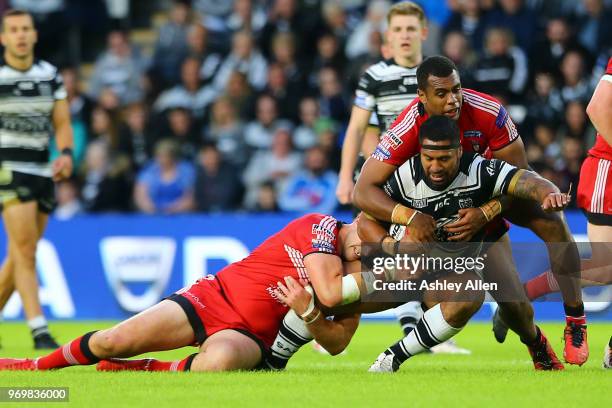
top-left (61, 67), bottom-right (94, 129)
top-left (54, 179), bottom-right (83, 221)
top-left (244, 93), bottom-right (293, 150)
top-left (194, 143), bottom-right (243, 212)
top-left (345, 0), bottom-right (390, 59)
top-left (443, 0), bottom-right (489, 52)
top-left (154, 56), bottom-right (217, 118)
top-left (150, 0), bottom-right (192, 88)
top-left (279, 146), bottom-right (338, 213)
top-left (524, 71), bottom-right (565, 132)
top-left (473, 27), bottom-right (528, 101)
top-left (253, 181), bottom-right (280, 213)
top-left (314, 118), bottom-right (341, 172)
top-left (346, 29), bottom-right (384, 91)
top-left (118, 102), bottom-right (154, 172)
top-left (90, 106), bottom-right (120, 152)
top-left (442, 31), bottom-right (477, 88)
top-left (559, 100), bottom-right (597, 145)
top-left (321, 1), bottom-right (350, 49)
top-left (187, 22), bottom-right (210, 59)
top-left (557, 49), bottom-right (592, 104)
top-left (208, 30), bottom-right (267, 92)
top-left (263, 63), bottom-right (300, 123)
top-left (558, 136), bottom-right (585, 207)
top-left (165, 107), bottom-right (200, 161)
top-left (88, 30), bottom-right (146, 105)
top-left (309, 32), bottom-right (347, 87)
top-left (193, 0), bottom-right (234, 52)
top-left (222, 70), bottom-right (254, 121)
top-left (242, 127), bottom-right (302, 208)
top-left (533, 122), bottom-right (562, 168)
top-left (134, 139), bottom-right (195, 214)
top-left (80, 140), bottom-right (132, 213)
top-left (204, 96), bottom-right (247, 169)
top-left (317, 67), bottom-right (348, 123)
top-left (293, 97), bottom-right (321, 151)
top-left (574, 0), bottom-right (612, 55)
top-left (485, 0), bottom-right (537, 52)
top-left (226, 0), bottom-right (266, 36)
top-left (270, 32), bottom-right (308, 98)
top-left (260, 0), bottom-right (312, 59)
top-left (530, 16), bottom-right (588, 79)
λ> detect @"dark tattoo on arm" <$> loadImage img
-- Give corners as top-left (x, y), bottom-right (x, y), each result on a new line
top-left (508, 170), bottom-right (559, 202)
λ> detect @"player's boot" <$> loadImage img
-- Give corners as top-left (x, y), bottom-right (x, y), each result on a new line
top-left (603, 337), bottom-right (611, 369)
top-left (368, 352), bottom-right (400, 373)
top-left (96, 358), bottom-right (154, 372)
top-left (33, 332), bottom-right (60, 349)
top-left (0, 358), bottom-right (36, 370)
top-left (563, 316), bottom-right (588, 366)
top-left (491, 307), bottom-right (508, 343)
top-left (526, 328), bottom-right (564, 370)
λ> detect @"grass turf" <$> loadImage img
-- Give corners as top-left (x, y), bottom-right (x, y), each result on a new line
top-left (0, 321), bottom-right (610, 407)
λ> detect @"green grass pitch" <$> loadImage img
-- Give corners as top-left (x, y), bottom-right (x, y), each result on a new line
top-left (0, 321), bottom-right (610, 407)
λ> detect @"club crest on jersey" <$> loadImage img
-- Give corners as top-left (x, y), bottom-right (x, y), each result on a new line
top-left (411, 198), bottom-right (427, 209)
top-left (495, 106), bottom-right (508, 129)
top-left (459, 197), bottom-right (474, 208)
top-left (312, 224), bottom-right (335, 240)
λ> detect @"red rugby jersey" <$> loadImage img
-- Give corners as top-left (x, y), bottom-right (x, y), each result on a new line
top-left (372, 88), bottom-right (520, 165)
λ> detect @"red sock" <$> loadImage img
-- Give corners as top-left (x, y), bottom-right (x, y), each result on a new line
top-left (36, 331), bottom-right (99, 370)
top-left (146, 354), bottom-right (196, 372)
top-left (524, 271), bottom-right (559, 300)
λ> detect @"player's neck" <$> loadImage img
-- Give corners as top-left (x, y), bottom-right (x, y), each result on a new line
top-left (393, 54), bottom-right (422, 69)
top-left (4, 51), bottom-right (34, 72)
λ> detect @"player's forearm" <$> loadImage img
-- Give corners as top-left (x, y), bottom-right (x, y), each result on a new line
top-left (507, 169), bottom-right (559, 203)
top-left (306, 312), bottom-right (359, 355)
top-left (339, 122), bottom-right (367, 179)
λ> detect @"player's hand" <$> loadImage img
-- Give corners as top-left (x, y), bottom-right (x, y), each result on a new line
top-left (335, 177), bottom-right (354, 204)
top-left (52, 154), bottom-right (73, 182)
top-left (445, 208), bottom-right (488, 242)
top-left (406, 212), bottom-right (435, 242)
top-left (541, 192), bottom-right (570, 212)
top-left (274, 276), bottom-right (313, 316)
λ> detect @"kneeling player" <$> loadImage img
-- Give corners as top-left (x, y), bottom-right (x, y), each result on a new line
top-left (0, 214), bottom-right (362, 372)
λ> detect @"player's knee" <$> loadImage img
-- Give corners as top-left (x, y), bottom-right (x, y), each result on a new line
top-left (93, 329), bottom-right (135, 358)
top-left (11, 240), bottom-right (37, 265)
top-left (197, 343), bottom-right (250, 372)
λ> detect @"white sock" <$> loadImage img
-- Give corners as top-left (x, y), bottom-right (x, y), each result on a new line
top-left (266, 310), bottom-right (313, 370)
top-left (28, 315), bottom-right (48, 336)
top-left (394, 301), bottom-right (423, 335)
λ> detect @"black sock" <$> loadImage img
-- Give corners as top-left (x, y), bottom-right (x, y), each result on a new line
top-left (399, 316), bottom-right (417, 336)
top-left (80, 331), bottom-right (101, 363)
top-left (563, 303), bottom-right (584, 318)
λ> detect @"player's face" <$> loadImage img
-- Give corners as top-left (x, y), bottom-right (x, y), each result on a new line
top-left (386, 14), bottom-right (427, 63)
top-left (418, 71), bottom-right (463, 120)
top-left (1, 15), bottom-right (37, 59)
top-left (420, 140), bottom-right (462, 189)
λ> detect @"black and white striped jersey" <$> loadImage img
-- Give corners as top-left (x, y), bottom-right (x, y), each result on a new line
top-left (384, 152), bottom-right (518, 242)
top-left (354, 59), bottom-right (418, 133)
top-left (0, 59), bottom-right (66, 177)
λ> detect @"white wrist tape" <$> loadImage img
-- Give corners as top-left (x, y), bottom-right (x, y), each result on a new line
top-left (341, 275), bottom-right (361, 305)
top-left (300, 285), bottom-right (315, 318)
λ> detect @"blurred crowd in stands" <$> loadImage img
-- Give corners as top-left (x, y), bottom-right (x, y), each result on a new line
top-left (4, 0), bottom-right (612, 217)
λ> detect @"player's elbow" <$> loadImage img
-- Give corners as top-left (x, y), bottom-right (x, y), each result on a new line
top-left (317, 291), bottom-right (342, 309)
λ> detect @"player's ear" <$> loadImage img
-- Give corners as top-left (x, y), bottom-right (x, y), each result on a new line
top-left (417, 88), bottom-right (427, 105)
top-left (420, 24), bottom-right (429, 41)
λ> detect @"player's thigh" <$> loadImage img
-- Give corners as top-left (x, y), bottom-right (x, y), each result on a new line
top-left (95, 300), bottom-right (195, 355)
top-left (2, 201), bottom-right (40, 255)
top-left (191, 329), bottom-right (262, 372)
top-left (482, 234), bottom-right (526, 301)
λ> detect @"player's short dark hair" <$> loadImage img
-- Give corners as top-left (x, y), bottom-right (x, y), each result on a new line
top-left (417, 56), bottom-right (458, 90)
top-left (418, 115), bottom-right (460, 146)
top-left (1, 9), bottom-right (33, 31)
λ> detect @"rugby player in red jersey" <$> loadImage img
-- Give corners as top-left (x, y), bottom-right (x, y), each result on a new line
top-left (353, 56), bottom-right (588, 365)
top-left (0, 214), bottom-right (363, 372)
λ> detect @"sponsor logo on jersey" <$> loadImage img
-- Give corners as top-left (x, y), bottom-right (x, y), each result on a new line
top-left (459, 197), bottom-right (474, 208)
top-left (486, 161), bottom-right (496, 176)
top-left (373, 145), bottom-right (391, 160)
top-left (312, 224), bottom-right (335, 240)
top-left (495, 106), bottom-right (508, 129)
top-left (38, 83), bottom-right (52, 97)
top-left (17, 81), bottom-right (34, 90)
top-left (412, 198), bottom-right (427, 208)
top-left (312, 239), bottom-right (335, 253)
top-left (386, 130), bottom-right (403, 148)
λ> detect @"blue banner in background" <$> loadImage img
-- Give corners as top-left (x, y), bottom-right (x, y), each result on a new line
top-left (1, 211), bottom-right (609, 321)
